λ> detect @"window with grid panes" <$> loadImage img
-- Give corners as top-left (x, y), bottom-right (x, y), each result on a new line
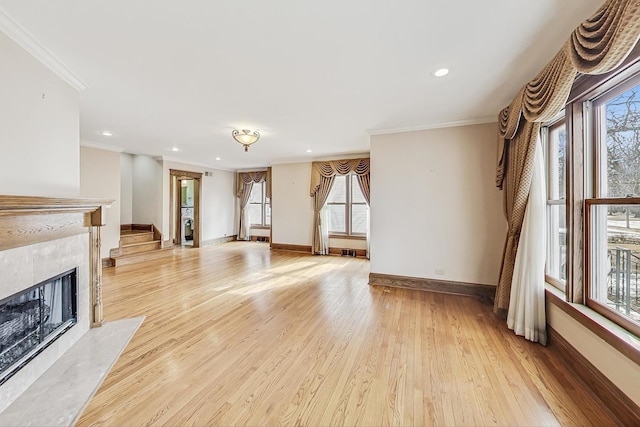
top-left (326, 174), bottom-right (367, 236)
top-left (584, 76), bottom-right (640, 335)
top-left (544, 119), bottom-right (568, 289)
top-left (249, 181), bottom-right (270, 226)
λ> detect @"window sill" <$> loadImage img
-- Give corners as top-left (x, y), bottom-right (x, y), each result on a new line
top-left (251, 225), bottom-right (271, 230)
top-left (329, 234), bottom-right (366, 241)
top-left (545, 283), bottom-right (640, 366)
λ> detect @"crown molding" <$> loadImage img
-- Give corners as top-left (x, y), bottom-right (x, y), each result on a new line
top-left (0, 8), bottom-right (87, 91)
top-left (80, 140), bottom-right (124, 153)
top-left (310, 152), bottom-right (370, 162)
top-left (155, 155), bottom-right (236, 173)
top-left (235, 167), bottom-right (268, 173)
top-left (269, 151), bottom-right (371, 166)
top-left (367, 116), bottom-right (497, 136)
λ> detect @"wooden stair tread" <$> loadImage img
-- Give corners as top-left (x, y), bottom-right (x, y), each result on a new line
top-left (120, 232), bottom-right (155, 246)
top-left (113, 246), bottom-right (173, 258)
top-left (110, 247), bottom-right (174, 267)
top-left (121, 240), bottom-right (161, 248)
top-left (121, 230), bottom-right (153, 236)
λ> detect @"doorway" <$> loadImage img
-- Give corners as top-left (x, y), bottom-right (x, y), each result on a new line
top-left (180, 179), bottom-right (195, 245)
top-left (170, 169), bottom-right (202, 248)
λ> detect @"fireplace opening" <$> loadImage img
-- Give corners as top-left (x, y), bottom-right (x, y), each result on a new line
top-left (0, 268), bottom-right (78, 386)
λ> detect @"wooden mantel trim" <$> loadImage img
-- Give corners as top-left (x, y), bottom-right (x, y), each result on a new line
top-left (0, 195), bottom-right (113, 212)
top-left (0, 195), bottom-right (114, 328)
top-left (0, 195), bottom-right (114, 251)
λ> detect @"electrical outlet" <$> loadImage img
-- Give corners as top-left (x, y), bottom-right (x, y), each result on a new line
top-left (435, 268), bottom-right (445, 275)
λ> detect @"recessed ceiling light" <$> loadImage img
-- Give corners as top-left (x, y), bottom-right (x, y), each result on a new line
top-left (215, 157), bottom-right (221, 161)
top-left (100, 131), bottom-right (113, 136)
top-left (306, 149), bottom-right (312, 153)
top-left (171, 147), bottom-right (179, 152)
top-left (433, 68), bottom-right (450, 77)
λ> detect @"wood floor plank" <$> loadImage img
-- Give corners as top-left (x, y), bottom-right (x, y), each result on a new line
top-left (76, 242), bottom-right (620, 426)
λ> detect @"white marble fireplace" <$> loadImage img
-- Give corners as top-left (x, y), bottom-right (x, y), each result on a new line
top-left (0, 196), bottom-right (110, 414)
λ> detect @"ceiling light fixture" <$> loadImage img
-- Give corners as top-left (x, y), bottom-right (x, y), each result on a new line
top-left (171, 147), bottom-right (179, 152)
top-left (100, 131), bottom-right (113, 136)
top-left (433, 68), bottom-right (450, 77)
top-left (232, 129), bottom-right (260, 152)
top-left (306, 149), bottom-right (312, 153)
top-left (215, 156), bottom-right (221, 161)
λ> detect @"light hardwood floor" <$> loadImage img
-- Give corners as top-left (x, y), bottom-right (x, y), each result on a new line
top-left (77, 242), bottom-right (618, 426)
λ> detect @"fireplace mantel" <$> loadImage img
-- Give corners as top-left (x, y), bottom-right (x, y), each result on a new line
top-left (0, 194), bottom-right (114, 211)
top-left (0, 195), bottom-right (113, 327)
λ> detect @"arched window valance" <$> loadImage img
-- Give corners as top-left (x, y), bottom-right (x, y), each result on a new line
top-left (496, 0), bottom-right (640, 189)
top-left (236, 171), bottom-right (267, 197)
top-left (310, 158), bottom-right (370, 197)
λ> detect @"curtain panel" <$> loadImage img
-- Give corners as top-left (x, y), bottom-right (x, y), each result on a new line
top-left (266, 167), bottom-right (272, 200)
top-left (237, 171), bottom-right (268, 241)
top-left (310, 158), bottom-right (370, 255)
top-left (312, 175), bottom-right (335, 255)
top-left (494, 0), bottom-right (640, 342)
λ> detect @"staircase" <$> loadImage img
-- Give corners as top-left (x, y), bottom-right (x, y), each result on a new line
top-left (110, 224), bottom-right (174, 266)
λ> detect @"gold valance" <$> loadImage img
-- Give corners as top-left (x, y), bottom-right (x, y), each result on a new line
top-left (266, 167), bottom-right (272, 199)
top-left (522, 49), bottom-right (576, 123)
top-left (310, 158), bottom-right (370, 196)
top-left (236, 171), bottom-right (267, 197)
top-left (496, 0), bottom-right (640, 189)
top-left (568, 0), bottom-right (640, 74)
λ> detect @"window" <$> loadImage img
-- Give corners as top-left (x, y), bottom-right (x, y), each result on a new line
top-left (544, 119), bottom-right (568, 289)
top-left (249, 181), bottom-right (270, 227)
top-left (326, 174), bottom-right (367, 236)
top-left (585, 76), bottom-right (640, 335)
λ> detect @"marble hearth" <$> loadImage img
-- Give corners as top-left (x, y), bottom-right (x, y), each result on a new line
top-left (0, 196), bottom-right (111, 414)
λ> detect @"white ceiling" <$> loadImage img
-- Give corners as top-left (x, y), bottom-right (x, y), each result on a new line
top-left (0, 0), bottom-right (603, 170)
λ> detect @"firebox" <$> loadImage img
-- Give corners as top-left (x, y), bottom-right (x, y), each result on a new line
top-left (0, 268), bottom-right (78, 386)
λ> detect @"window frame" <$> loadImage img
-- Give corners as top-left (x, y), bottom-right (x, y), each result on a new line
top-left (249, 181), bottom-right (270, 228)
top-left (326, 174), bottom-right (367, 237)
top-left (543, 117), bottom-right (568, 290)
top-left (584, 197), bottom-right (640, 338)
top-left (575, 67), bottom-right (640, 337)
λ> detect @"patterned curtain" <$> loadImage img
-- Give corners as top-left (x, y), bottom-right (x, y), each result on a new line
top-left (312, 175), bottom-right (335, 255)
top-left (238, 182), bottom-right (253, 241)
top-left (356, 173), bottom-right (370, 205)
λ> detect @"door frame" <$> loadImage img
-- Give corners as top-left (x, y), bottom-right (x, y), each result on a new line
top-left (170, 169), bottom-right (202, 248)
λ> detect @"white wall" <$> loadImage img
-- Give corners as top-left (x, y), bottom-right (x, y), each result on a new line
top-left (271, 162), bottom-right (314, 246)
top-left (370, 123), bottom-right (506, 285)
top-left (79, 146), bottom-right (121, 258)
top-left (200, 168), bottom-right (236, 241)
top-left (0, 31), bottom-right (80, 197)
top-left (120, 153), bottom-right (133, 224)
top-left (132, 155), bottom-right (163, 227)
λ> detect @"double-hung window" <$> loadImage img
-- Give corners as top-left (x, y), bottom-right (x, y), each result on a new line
top-left (249, 181), bottom-right (271, 227)
top-left (326, 174), bottom-right (367, 236)
top-left (585, 77), bottom-right (640, 335)
top-left (544, 119), bottom-right (568, 289)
